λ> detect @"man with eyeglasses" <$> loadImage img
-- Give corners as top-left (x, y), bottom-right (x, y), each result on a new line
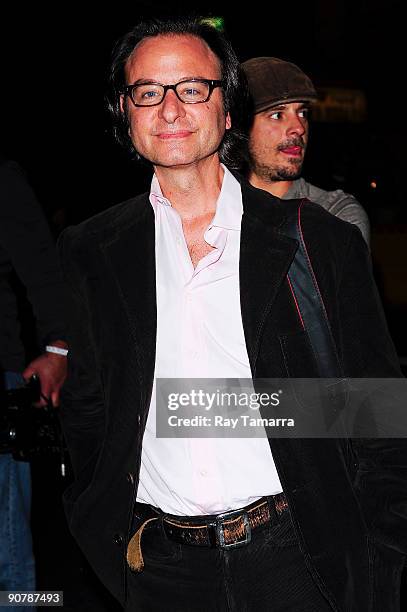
top-left (58, 16), bottom-right (406, 611)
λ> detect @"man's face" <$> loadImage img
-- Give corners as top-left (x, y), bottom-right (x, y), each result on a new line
top-left (248, 102), bottom-right (310, 183)
top-left (122, 34), bottom-right (231, 168)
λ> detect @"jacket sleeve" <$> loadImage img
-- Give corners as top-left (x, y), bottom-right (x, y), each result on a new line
top-left (58, 227), bottom-right (106, 481)
top-left (0, 160), bottom-right (66, 348)
top-left (337, 226), bottom-right (407, 555)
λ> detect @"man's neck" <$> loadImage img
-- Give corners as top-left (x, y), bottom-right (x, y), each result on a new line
top-left (248, 173), bottom-right (292, 199)
top-left (154, 156), bottom-right (224, 220)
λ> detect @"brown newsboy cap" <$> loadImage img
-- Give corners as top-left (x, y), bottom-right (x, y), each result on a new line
top-left (242, 57), bottom-right (317, 113)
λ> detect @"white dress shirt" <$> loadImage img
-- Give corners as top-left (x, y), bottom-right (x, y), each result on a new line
top-left (136, 166), bottom-right (283, 515)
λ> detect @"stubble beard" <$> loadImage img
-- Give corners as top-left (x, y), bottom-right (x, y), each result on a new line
top-left (250, 157), bottom-right (303, 183)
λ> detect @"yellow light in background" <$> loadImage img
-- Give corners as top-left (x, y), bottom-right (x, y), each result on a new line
top-left (200, 17), bottom-right (224, 31)
top-left (370, 181), bottom-right (377, 189)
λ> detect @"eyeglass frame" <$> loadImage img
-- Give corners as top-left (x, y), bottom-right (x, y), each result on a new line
top-left (122, 78), bottom-right (224, 107)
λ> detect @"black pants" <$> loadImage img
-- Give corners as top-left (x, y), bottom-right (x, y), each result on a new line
top-left (125, 505), bottom-right (334, 611)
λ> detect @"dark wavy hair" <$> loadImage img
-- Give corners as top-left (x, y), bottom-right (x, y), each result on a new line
top-left (106, 16), bottom-right (250, 169)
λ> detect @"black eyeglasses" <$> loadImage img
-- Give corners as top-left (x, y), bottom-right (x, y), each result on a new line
top-left (123, 79), bottom-right (223, 107)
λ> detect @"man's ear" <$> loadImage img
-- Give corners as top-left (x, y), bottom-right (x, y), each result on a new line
top-left (226, 112), bottom-right (232, 130)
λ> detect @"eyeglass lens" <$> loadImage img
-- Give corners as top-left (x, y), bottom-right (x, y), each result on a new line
top-left (131, 81), bottom-right (211, 106)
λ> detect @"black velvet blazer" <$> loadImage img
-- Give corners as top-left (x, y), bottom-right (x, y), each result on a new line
top-left (58, 176), bottom-right (406, 610)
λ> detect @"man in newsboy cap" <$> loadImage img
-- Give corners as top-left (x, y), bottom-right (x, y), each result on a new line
top-left (242, 57), bottom-right (370, 244)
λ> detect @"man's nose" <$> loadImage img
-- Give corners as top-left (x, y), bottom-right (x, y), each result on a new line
top-left (286, 115), bottom-right (306, 137)
top-left (158, 89), bottom-right (186, 123)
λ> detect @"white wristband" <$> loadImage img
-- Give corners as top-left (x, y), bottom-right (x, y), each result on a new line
top-left (46, 345), bottom-right (68, 356)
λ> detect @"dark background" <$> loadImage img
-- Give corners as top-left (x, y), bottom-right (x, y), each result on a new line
top-left (1, 1), bottom-right (406, 609)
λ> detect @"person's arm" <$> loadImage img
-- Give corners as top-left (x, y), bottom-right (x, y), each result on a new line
top-left (57, 227), bottom-right (105, 481)
top-left (336, 226), bottom-right (407, 555)
top-left (0, 160), bottom-right (67, 403)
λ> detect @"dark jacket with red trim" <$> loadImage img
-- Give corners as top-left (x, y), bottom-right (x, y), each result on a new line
top-left (58, 176), bottom-right (406, 610)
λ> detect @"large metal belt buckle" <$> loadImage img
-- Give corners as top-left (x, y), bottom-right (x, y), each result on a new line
top-left (215, 509), bottom-right (251, 549)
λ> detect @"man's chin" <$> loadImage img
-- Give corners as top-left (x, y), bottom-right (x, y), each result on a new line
top-left (275, 167), bottom-right (302, 181)
top-left (149, 154), bottom-right (196, 168)
top-left (274, 159), bottom-right (304, 181)
top-left (251, 158), bottom-right (303, 183)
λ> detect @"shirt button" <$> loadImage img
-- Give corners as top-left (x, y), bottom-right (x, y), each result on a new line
top-left (199, 470), bottom-right (207, 477)
top-left (113, 533), bottom-right (123, 546)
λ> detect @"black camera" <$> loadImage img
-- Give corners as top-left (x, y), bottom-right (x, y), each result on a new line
top-left (0, 375), bottom-right (66, 466)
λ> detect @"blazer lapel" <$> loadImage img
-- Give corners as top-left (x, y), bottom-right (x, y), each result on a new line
top-left (239, 180), bottom-right (298, 373)
top-left (99, 180), bottom-right (297, 394)
top-left (102, 196), bottom-right (156, 402)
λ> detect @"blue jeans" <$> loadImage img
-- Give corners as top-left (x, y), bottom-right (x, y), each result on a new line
top-left (0, 372), bottom-right (35, 611)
